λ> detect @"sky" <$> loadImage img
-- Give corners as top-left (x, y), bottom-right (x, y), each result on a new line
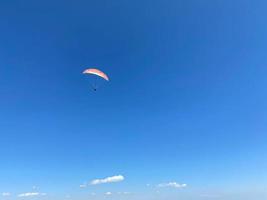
top-left (0, 0), bottom-right (267, 199)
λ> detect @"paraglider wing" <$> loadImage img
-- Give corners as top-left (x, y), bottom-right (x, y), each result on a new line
top-left (83, 68), bottom-right (109, 81)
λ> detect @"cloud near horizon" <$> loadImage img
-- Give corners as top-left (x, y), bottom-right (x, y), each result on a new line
top-left (2, 192), bottom-right (11, 196)
top-left (79, 184), bottom-right (87, 188)
top-left (18, 192), bottom-right (47, 197)
top-left (90, 175), bottom-right (124, 185)
top-left (158, 182), bottom-right (187, 188)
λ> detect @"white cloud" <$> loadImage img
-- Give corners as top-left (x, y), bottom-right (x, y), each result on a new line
top-left (79, 184), bottom-right (87, 188)
top-left (90, 175), bottom-right (124, 185)
top-left (2, 192), bottom-right (11, 196)
top-left (18, 192), bottom-right (46, 197)
top-left (158, 182), bottom-right (187, 188)
top-left (117, 192), bottom-right (130, 195)
top-left (105, 192), bottom-right (112, 195)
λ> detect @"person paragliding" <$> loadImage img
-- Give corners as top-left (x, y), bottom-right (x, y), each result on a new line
top-left (83, 68), bottom-right (109, 91)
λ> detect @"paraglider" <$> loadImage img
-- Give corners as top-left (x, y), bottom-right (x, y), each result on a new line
top-left (83, 68), bottom-right (109, 91)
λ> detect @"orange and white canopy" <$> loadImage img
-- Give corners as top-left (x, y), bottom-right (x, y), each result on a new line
top-left (83, 68), bottom-right (109, 81)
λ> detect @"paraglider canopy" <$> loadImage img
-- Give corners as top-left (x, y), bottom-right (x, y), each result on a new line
top-left (83, 68), bottom-right (109, 81)
top-left (83, 68), bottom-right (109, 91)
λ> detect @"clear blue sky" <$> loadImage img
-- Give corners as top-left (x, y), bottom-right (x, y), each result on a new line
top-left (0, 0), bottom-right (267, 199)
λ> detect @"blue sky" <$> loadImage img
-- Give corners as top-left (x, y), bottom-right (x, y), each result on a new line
top-left (0, 0), bottom-right (267, 199)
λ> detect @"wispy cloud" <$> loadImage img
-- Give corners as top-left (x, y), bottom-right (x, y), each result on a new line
top-left (117, 192), bottom-right (130, 195)
top-left (158, 182), bottom-right (187, 188)
top-left (90, 175), bottom-right (124, 185)
top-left (105, 192), bottom-right (112, 195)
top-left (79, 183), bottom-right (87, 188)
top-left (18, 192), bottom-right (46, 197)
top-left (2, 192), bottom-right (11, 196)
